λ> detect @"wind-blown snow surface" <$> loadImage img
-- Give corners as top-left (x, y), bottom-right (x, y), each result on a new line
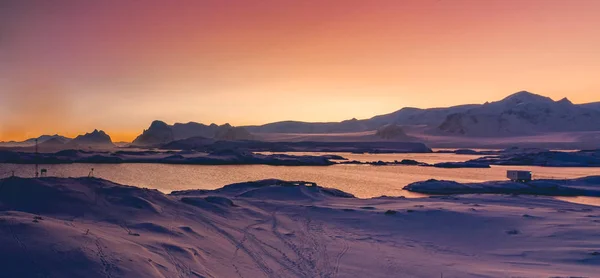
top-left (1, 177), bottom-right (599, 277)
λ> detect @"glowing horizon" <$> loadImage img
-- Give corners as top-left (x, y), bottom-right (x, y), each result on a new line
top-left (2, 0), bottom-right (600, 142)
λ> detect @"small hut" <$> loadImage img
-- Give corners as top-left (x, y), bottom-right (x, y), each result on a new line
top-left (507, 170), bottom-right (532, 182)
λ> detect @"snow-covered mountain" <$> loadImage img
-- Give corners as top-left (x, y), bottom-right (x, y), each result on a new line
top-left (132, 121), bottom-right (253, 146)
top-left (0, 134), bottom-right (71, 147)
top-left (243, 91), bottom-right (600, 139)
top-left (437, 91), bottom-right (600, 137)
top-left (244, 104), bottom-right (477, 134)
top-left (244, 118), bottom-right (371, 134)
top-left (364, 104), bottom-right (478, 128)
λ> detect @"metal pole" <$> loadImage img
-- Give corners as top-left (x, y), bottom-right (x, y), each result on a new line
top-left (35, 139), bottom-right (39, 178)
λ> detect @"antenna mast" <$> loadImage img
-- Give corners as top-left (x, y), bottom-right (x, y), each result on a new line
top-left (35, 139), bottom-right (39, 178)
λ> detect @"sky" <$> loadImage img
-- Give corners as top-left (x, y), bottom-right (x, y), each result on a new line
top-left (1, 0), bottom-right (600, 142)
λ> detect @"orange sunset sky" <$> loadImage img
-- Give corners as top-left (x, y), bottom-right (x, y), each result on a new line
top-left (1, 0), bottom-right (600, 142)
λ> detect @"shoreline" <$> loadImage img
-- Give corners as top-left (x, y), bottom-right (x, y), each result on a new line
top-left (404, 176), bottom-right (600, 197)
top-left (0, 149), bottom-right (338, 166)
top-left (4, 175), bottom-right (600, 201)
top-left (3, 148), bottom-right (600, 168)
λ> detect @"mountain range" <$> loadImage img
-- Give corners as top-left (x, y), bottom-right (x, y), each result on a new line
top-left (0, 134), bottom-right (71, 147)
top-left (243, 104), bottom-right (477, 134)
top-left (245, 91), bottom-right (600, 137)
top-left (2, 91), bottom-right (600, 149)
top-left (0, 130), bottom-right (114, 149)
top-left (436, 91), bottom-right (600, 136)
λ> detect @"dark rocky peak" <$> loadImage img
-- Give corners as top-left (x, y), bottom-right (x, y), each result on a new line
top-left (71, 129), bottom-right (114, 146)
top-left (556, 97), bottom-right (573, 105)
top-left (149, 120), bottom-right (170, 129)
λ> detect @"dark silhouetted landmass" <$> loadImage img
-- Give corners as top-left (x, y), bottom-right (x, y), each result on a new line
top-left (0, 149), bottom-right (337, 166)
top-left (404, 176), bottom-right (600, 196)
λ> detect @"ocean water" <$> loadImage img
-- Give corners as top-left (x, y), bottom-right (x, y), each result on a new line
top-left (1, 153), bottom-right (599, 202)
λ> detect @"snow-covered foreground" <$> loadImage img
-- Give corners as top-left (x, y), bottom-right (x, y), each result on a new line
top-left (1, 177), bottom-right (599, 277)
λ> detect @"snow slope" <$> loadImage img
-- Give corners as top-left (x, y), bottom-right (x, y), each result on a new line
top-left (1, 177), bottom-right (599, 277)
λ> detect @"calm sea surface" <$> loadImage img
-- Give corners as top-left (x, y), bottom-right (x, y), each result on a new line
top-left (1, 152), bottom-right (599, 204)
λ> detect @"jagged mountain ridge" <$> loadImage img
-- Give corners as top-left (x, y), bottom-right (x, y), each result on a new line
top-left (69, 129), bottom-right (115, 147)
top-left (132, 121), bottom-right (254, 146)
